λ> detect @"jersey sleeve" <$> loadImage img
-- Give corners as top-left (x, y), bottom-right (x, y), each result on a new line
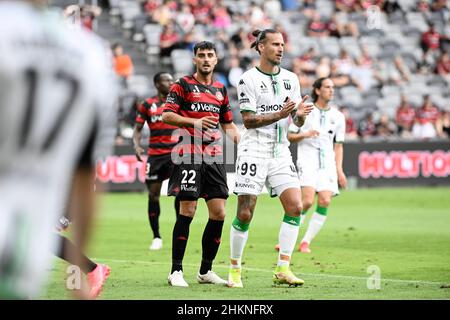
top-left (135, 100), bottom-right (149, 124)
top-left (237, 74), bottom-right (257, 113)
top-left (335, 111), bottom-right (346, 143)
top-left (163, 80), bottom-right (185, 113)
top-left (219, 86), bottom-right (233, 123)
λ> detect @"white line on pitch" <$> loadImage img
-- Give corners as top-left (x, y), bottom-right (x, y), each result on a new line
top-left (93, 258), bottom-right (446, 286)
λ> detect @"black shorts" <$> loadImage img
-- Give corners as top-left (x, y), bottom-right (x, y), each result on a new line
top-left (168, 162), bottom-right (229, 201)
top-left (145, 154), bottom-right (174, 184)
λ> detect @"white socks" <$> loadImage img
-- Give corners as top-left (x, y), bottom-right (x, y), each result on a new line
top-left (277, 221), bottom-right (300, 267)
top-left (302, 212), bottom-right (327, 244)
top-left (230, 225), bottom-right (249, 269)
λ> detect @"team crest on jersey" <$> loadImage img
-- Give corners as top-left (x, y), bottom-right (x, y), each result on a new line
top-left (215, 91), bottom-right (224, 101)
top-left (192, 85), bottom-right (201, 98)
top-left (260, 81), bottom-right (268, 93)
top-left (283, 79), bottom-right (291, 90)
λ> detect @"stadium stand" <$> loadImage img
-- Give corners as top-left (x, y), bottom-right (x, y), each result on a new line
top-left (51, 0), bottom-right (449, 141)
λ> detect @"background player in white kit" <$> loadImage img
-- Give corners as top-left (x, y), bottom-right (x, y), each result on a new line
top-left (227, 29), bottom-right (314, 288)
top-left (0, 0), bottom-right (116, 299)
top-left (284, 77), bottom-right (347, 254)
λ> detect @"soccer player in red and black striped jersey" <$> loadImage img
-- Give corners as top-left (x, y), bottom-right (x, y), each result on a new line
top-left (133, 72), bottom-right (180, 251)
top-left (162, 41), bottom-right (240, 287)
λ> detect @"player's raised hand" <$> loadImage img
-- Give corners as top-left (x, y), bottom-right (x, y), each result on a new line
top-left (279, 98), bottom-right (296, 118)
top-left (194, 115), bottom-right (218, 130)
top-left (134, 145), bottom-right (145, 162)
top-left (296, 95), bottom-right (314, 118)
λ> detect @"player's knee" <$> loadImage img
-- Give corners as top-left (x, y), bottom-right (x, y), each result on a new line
top-left (302, 199), bottom-right (314, 211)
top-left (180, 202), bottom-right (197, 217)
top-left (236, 209), bottom-right (253, 223)
top-left (209, 209), bottom-right (226, 221)
top-left (286, 202), bottom-right (302, 216)
top-left (148, 193), bottom-right (160, 203)
top-left (317, 197), bottom-right (331, 208)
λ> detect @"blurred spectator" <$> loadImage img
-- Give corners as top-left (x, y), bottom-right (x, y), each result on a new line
top-left (396, 95), bottom-right (416, 138)
top-left (421, 23), bottom-right (442, 55)
top-left (144, 0), bottom-right (161, 15)
top-left (159, 22), bottom-right (180, 58)
top-left (191, 0), bottom-right (214, 25)
top-left (360, 45), bottom-right (374, 67)
top-left (340, 106), bottom-right (359, 140)
top-left (417, 0), bottom-right (430, 12)
top-left (436, 110), bottom-right (450, 138)
top-left (64, 4), bottom-right (102, 31)
top-left (213, 3), bottom-right (232, 29)
top-left (301, 0), bottom-right (317, 18)
top-left (316, 57), bottom-right (331, 78)
top-left (151, 0), bottom-right (177, 25)
top-left (176, 4), bottom-right (195, 34)
top-left (382, 0), bottom-right (402, 15)
top-left (336, 49), bottom-right (354, 75)
top-left (248, 1), bottom-right (266, 25)
top-left (374, 56), bottom-right (411, 86)
top-left (330, 60), bottom-right (351, 88)
top-left (308, 12), bottom-right (329, 37)
top-left (328, 12), bottom-right (359, 37)
top-left (112, 43), bottom-right (134, 81)
top-left (281, 0), bottom-right (300, 11)
top-left (293, 47), bottom-right (318, 75)
top-left (412, 95), bottom-right (441, 139)
top-left (351, 57), bottom-right (375, 92)
top-left (376, 114), bottom-right (397, 138)
top-left (436, 51), bottom-right (450, 76)
top-left (358, 113), bottom-right (377, 138)
top-left (336, 0), bottom-right (358, 12)
top-left (231, 28), bottom-right (250, 50)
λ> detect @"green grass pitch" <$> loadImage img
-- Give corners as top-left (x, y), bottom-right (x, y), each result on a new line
top-left (43, 187), bottom-right (450, 300)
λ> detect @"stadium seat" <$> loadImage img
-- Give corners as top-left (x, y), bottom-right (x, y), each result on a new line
top-left (405, 12), bottom-right (429, 33)
top-left (127, 75), bottom-right (151, 98)
top-left (143, 24), bottom-right (162, 56)
top-left (339, 37), bottom-right (361, 58)
top-left (119, 0), bottom-right (142, 30)
top-left (398, 0), bottom-right (417, 11)
top-left (340, 86), bottom-right (362, 108)
top-left (381, 85), bottom-right (401, 97)
top-left (171, 49), bottom-right (194, 75)
top-left (320, 37), bottom-right (340, 58)
top-left (359, 36), bottom-right (381, 58)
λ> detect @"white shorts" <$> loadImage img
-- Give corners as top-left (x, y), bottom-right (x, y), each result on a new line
top-left (297, 161), bottom-right (339, 196)
top-left (234, 156), bottom-right (300, 197)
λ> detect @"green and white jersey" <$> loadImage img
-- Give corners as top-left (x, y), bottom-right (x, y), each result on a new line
top-left (237, 66), bottom-right (302, 159)
top-left (289, 105), bottom-right (345, 169)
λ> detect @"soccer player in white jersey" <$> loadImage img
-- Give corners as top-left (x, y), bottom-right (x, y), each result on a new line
top-left (227, 29), bottom-right (314, 288)
top-left (284, 77), bottom-right (347, 254)
top-left (0, 0), bottom-right (116, 299)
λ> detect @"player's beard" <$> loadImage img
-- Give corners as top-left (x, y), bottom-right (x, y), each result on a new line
top-left (197, 67), bottom-right (213, 77)
top-left (268, 56), bottom-right (281, 66)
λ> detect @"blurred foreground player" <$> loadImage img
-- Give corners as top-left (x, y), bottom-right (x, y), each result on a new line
top-left (0, 0), bottom-right (116, 299)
